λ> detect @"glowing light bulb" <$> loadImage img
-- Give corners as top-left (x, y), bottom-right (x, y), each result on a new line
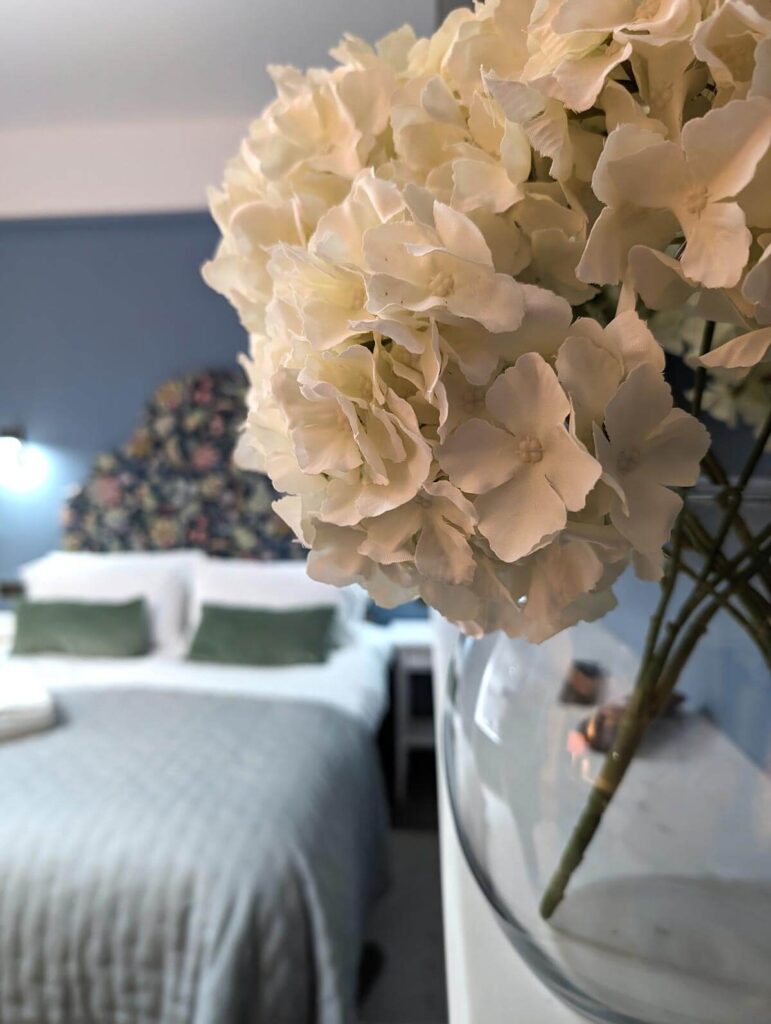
top-left (0, 433), bottom-right (48, 492)
top-left (0, 435), bottom-right (23, 478)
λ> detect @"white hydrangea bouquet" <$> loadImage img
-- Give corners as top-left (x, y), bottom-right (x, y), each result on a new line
top-left (205, 0), bottom-right (771, 918)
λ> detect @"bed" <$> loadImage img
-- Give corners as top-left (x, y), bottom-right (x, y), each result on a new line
top-left (0, 371), bottom-right (393, 1024)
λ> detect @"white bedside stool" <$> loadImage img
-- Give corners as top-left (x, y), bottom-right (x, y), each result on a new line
top-left (385, 619), bottom-right (435, 803)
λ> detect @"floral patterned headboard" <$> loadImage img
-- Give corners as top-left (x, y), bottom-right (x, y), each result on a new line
top-left (62, 369), bottom-right (304, 560)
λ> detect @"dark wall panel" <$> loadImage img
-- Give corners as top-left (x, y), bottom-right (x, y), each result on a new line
top-left (0, 213), bottom-right (244, 580)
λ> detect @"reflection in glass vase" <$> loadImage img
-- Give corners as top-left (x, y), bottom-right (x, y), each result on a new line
top-left (445, 570), bottom-right (771, 1024)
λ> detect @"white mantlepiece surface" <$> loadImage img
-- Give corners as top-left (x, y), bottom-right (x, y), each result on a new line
top-left (432, 613), bottom-right (582, 1024)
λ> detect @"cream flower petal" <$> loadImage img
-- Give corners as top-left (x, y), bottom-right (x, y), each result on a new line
top-left (485, 353), bottom-right (570, 437)
top-left (415, 518), bottom-right (476, 585)
top-left (736, 146), bottom-right (771, 229)
top-left (476, 471), bottom-right (567, 563)
top-left (607, 140), bottom-right (690, 210)
top-left (311, 171), bottom-right (404, 267)
top-left (351, 316), bottom-right (424, 355)
top-left (693, 0), bottom-right (771, 100)
top-left (501, 121), bottom-right (532, 181)
top-left (629, 38), bottom-right (695, 139)
top-left (591, 124), bottom-right (668, 207)
top-left (523, 540), bottom-right (606, 644)
top-left (628, 246), bottom-right (751, 324)
top-left (437, 419), bottom-right (521, 494)
top-left (272, 369), bottom-right (363, 475)
top-left (679, 201), bottom-right (751, 290)
top-left (597, 81), bottom-right (665, 134)
top-left (428, 268), bottom-right (521, 333)
top-left (364, 214), bottom-right (525, 333)
top-left (550, 40), bottom-right (633, 113)
top-left (556, 0), bottom-right (697, 36)
top-left (751, 38), bottom-right (771, 101)
top-left (438, 365), bottom-right (490, 442)
top-left (439, 322), bottom-right (501, 385)
top-left (628, 247), bottom-right (696, 310)
top-left (505, 284), bottom-right (574, 360)
top-left (415, 483), bottom-right (478, 585)
top-left (577, 206), bottom-right (677, 285)
top-left (610, 473), bottom-right (683, 555)
top-left (682, 98), bottom-right (771, 200)
top-left (556, 334), bottom-right (623, 436)
top-left (634, 548), bottom-right (665, 582)
top-left (306, 524), bottom-right (370, 585)
top-left (424, 480), bottom-right (478, 525)
top-left (604, 310), bottom-right (666, 373)
top-left (322, 426), bottom-right (431, 523)
top-left (604, 363), bottom-right (674, 451)
top-left (447, 267), bottom-right (526, 333)
top-left (527, 229), bottom-right (597, 304)
top-left (553, 0), bottom-right (639, 33)
top-left (272, 495), bottom-right (309, 545)
top-left (641, 409), bottom-right (710, 486)
top-left (742, 244), bottom-right (771, 324)
top-left (358, 505), bottom-right (423, 564)
top-left (301, 295), bottom-right (364, 350)
top-left (363, 221), bottom-right (431, 273)
top-left (419, 576), bottom-right (483, 632)
top-left (484, 74), bottom-right (573, 181)
top-left (451, 158), bottom-right (522, 214)
top-left (541, 424), bottom-right (602, 511)
top-left (698, 327), bottom-right (771, 370)
top-left (433, 201), bottom-right (494, 265)
top-left (421, 75), bottom-right (467, 126)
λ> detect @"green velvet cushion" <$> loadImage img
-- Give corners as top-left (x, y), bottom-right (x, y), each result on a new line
top-left (188, 604), bottom-right (336, 666)
top-left (12, 599), bottom-right (152, 658)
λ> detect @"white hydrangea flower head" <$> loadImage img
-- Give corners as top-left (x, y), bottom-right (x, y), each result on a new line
top-left (205, 0), bottom-right (771, 639)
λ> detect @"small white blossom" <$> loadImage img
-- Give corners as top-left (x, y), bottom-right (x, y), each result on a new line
top-left (438, 353), bottom-right (601, 562)
top-left (582, 102), bottom-right (771, 289)
top-left (594, 365), bottom-right (710, 564)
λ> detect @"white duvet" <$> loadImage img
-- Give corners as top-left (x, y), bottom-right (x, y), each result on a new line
top-left (1, 622), bottom-right (393, 733)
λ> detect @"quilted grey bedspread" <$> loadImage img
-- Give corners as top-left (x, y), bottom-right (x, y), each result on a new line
top-left (0, 689), bottom-right (389, 1024)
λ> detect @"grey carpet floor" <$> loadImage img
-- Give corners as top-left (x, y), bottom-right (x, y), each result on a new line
top-left (359, 829), bottom-right (448, 1024)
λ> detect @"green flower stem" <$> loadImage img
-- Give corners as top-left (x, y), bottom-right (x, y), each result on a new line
top-left (702, 450), bottom-right (771, 594)
top-left (652, 542), bottom-right (771, 713)
top-left (665, 546), bottom-right (771, 663)
top-left (699, 410), bottom-right (771, 583)
top-left (650, 511), bottom-right (771, 694)
top-left (539, 541), bottom-right (770, 921)
top-left (540, 531), bottom-right (770, 921)
top-left (539, 392), bottom-right (771, 922)
top-left (539, 673), bottom-right (655, 920)
top-left (682, 510), bottom-right (771, 626)
top-left (690, 319), bottom-right (715, 419)
top-left (631, 319), bottom-right (719, 690)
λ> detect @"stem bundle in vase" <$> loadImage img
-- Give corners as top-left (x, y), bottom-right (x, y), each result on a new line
top-left (204, 0), bottom-right (771, 919)
top-left (541, 396), bottom-right (771, 918)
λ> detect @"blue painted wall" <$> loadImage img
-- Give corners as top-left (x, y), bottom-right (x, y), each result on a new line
top-left (0, 213), bottom-right (244, 581)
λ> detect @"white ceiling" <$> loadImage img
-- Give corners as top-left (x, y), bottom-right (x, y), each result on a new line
top-left (1, 0), bottom-right (437, 129)
top-left (1, 0), bottom-right (438, 217)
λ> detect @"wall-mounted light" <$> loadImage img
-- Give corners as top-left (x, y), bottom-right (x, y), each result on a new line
top-left (0, 427), bottom-right (47, 492)
top-left (0, 427), bottom-right (25, 473)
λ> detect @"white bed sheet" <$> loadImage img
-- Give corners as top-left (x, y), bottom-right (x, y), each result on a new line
top-left (1, 623), bottom-right (393, 733)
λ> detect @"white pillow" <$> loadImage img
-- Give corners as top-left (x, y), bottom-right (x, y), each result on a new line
top-left (190, 558), bottom-right (368, 635)
top-left (19, 550), bottom-right (204, 652)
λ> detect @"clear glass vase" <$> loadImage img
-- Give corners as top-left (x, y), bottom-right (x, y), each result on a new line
top-left (444, 564), bottom-right (771, 1024)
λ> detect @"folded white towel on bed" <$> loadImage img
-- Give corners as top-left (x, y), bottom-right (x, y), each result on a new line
top-left (0, 679), bottom-right (56, 740)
